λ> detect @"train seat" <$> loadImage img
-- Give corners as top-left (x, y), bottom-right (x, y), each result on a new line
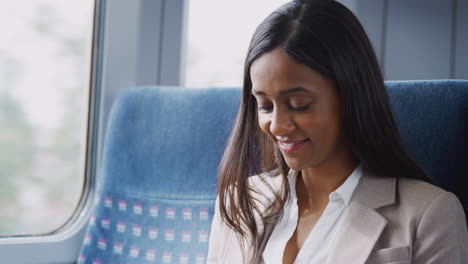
top-left (77, 87), bottom-right (240, 264)
top-left (77, 80), bottom-right (467, 264)
top-left (387, 80), bottom-right (467, 216)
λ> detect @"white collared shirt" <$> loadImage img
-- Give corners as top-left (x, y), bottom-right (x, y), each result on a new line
top-left (262, 164), bottom-right (363, 264)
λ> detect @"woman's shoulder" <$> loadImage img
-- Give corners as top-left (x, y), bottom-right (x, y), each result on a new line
top-left (395, 177), bottom-right (466, 223)
top-left (394, 177), bottom-right (467, 261)
top-left (360, 172), bottom-right (465, 223)
top-left (397, 177), bottom-right (458, 206)
top-left (397, 177), bottom-right (446, 199)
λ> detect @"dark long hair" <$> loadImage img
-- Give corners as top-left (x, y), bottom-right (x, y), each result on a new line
top-left (217, 0), bottom-right (430, 262)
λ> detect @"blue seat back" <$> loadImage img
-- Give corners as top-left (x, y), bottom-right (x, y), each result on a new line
top-left (78, 87), bottom-right (240, 264)
top-left (387, 80), bottom-right (468, 218)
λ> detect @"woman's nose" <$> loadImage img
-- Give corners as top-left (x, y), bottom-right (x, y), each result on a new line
top-left (269, 109), bottom-right (295, 137)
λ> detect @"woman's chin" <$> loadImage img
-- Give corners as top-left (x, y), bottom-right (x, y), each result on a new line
top-left (283, 157), bottom-right (322, 172)
top-left (283, 159), bottom-right (307, 172)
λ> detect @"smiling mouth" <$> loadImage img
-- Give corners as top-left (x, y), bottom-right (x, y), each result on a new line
top-left (277, 139), bottom-right (309, 153)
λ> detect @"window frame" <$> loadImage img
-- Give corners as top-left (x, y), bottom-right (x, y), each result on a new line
top-left (0, 0), bottom-right (103, 261)
top-left (0, 0), bottom-right (187, 263)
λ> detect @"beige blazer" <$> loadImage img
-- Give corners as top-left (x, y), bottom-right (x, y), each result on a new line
top-left (207, 169), bottom-right (467, 264)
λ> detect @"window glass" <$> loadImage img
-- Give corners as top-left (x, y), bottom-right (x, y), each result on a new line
top-left (0, 0), bottom-right (94, 235)
top-left (184, 0), bottom-right (290, 88)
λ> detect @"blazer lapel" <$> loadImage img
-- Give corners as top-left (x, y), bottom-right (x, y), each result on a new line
top-left (326, 170), bottom-right (397, 264)
top-left (325, 201), bottom-right (387, 264)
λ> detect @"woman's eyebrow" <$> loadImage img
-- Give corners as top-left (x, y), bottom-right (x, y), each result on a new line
top-left (251, 87), bottom-right (311, 96)
top-left (280, 87), bottom-right (310, 95)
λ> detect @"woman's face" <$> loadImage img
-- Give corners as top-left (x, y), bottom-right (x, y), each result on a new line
top-left (250, 48), bottom-right (350, 171)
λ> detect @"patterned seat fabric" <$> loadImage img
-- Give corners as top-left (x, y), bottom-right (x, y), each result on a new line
top-left (78, 87), bottom-right (241, 264)
top-left (79, 193), bottom-right (213, 264)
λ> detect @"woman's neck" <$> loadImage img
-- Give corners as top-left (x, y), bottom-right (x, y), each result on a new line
top-left (298, 153), bottom-right (358, 209)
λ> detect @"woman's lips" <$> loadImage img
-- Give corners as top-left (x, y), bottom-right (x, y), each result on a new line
top-left (277, 139), bottom-right (309, 153)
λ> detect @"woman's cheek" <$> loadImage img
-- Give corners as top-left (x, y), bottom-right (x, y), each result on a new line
top-left (257, 114), bottom-right (270, 134)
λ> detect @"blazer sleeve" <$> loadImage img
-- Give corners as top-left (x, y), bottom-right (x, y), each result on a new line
top-left (412, 191), bottom-right (467, 264)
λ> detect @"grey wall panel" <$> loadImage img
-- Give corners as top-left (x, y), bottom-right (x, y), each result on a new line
top-left (354, 0), bottom-right (386, 67)
top-left (384, 0), bottom-right (453, 80)
top-left (159, 0), bottom-right (188, 85)
top-left (137, 0), bottom-right (163, 85)
top-left (455, 0), bottom-right (468, 79)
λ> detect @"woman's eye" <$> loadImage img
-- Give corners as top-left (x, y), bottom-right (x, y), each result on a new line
top-left (257, 105), bottom-right (273, 112)
top-left (289, 103), bottom-right (311, 112)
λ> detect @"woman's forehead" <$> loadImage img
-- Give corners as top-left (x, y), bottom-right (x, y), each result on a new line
top-left (250, 49), bottom-right (297, 80)
top-left (250, 49), bottom-right (332, 94)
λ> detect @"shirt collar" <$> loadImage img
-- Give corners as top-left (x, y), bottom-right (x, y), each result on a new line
top-left (333, 163), bottom-right (362, 206)
top-left (287, 163), bottom-right (363, 206)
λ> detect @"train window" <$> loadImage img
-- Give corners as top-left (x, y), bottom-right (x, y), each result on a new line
top-left (184, 0), bottom-right (290, 88)
top-left (0, 0), bottom-right (94, 235)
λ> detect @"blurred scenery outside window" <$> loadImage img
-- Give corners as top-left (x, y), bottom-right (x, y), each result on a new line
top-left (184, 0), bottom-right (291, 88)
top-left (0, 0), bottom-right (94, 235)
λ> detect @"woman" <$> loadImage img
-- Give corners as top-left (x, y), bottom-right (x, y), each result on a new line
top-left (207, 0), bottom-right (467, 263)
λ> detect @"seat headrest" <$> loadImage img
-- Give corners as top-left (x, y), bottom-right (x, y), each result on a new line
top-left (100, 86), bottom-right (241, 199)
